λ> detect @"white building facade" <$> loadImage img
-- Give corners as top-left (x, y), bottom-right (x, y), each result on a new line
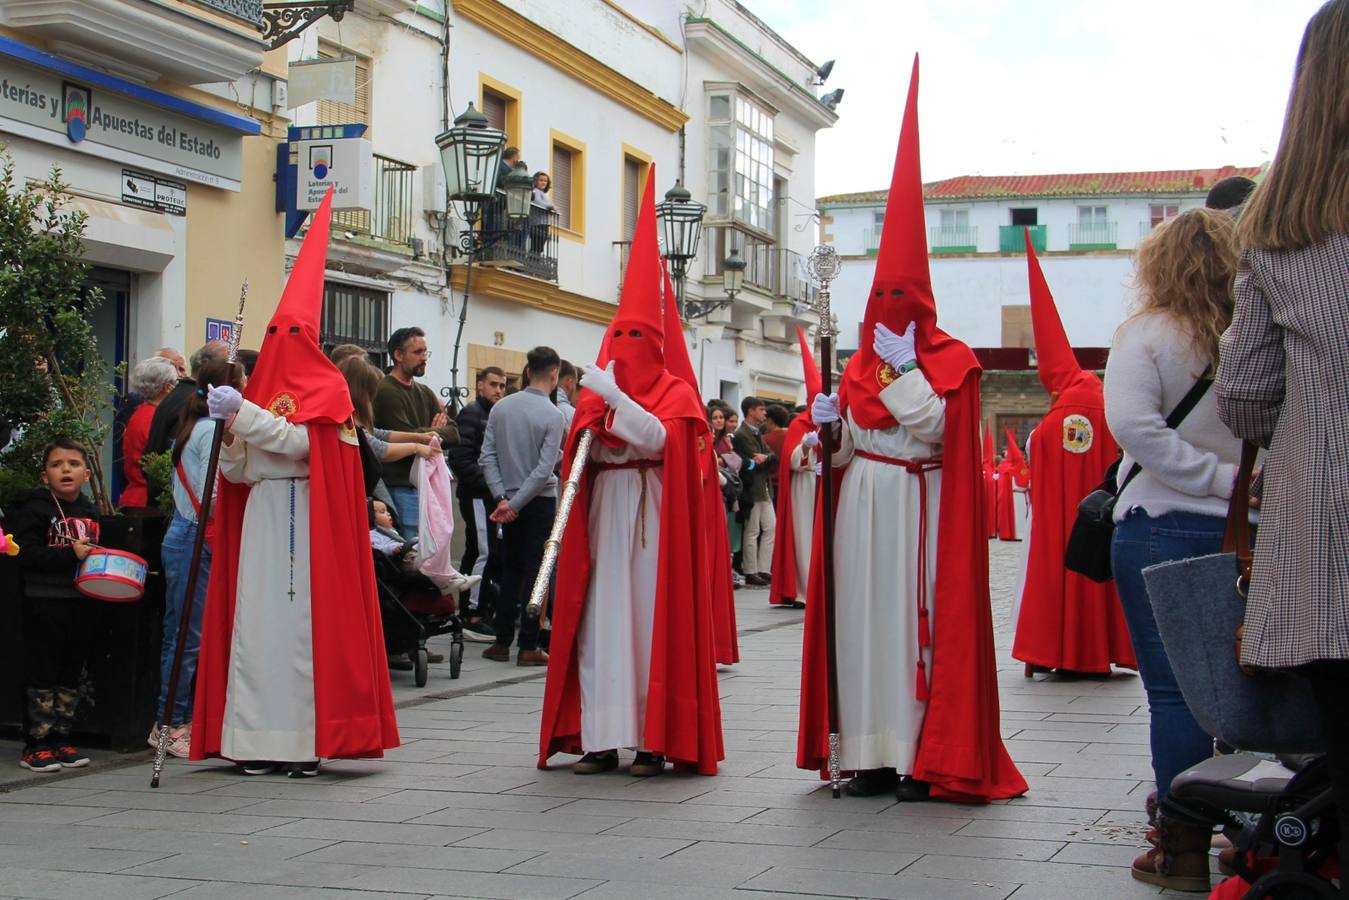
top-left (819, 166), bottom-right (1261, 353)
top-left (287, 0), bottom-right (835, 409)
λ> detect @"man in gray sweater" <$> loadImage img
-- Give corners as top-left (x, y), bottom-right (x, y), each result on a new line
top-left (479, 346), bottom-right (566, 666)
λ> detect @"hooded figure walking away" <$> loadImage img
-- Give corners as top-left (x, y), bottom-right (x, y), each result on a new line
top-left (538, 168), bottom-right (724, 777)
top-left (797, 58), bottom-right (1027, 804)
top-left (982, 426), bottom-right (998, 540)
top-left (996, 433), bottom-right (1031, 542)
top-left (1013, 238), bottom-right (1136, 677)
top-left (769, 326), bottom-right (822, 609)
top-left (191, 190), bottom-right (399, 776)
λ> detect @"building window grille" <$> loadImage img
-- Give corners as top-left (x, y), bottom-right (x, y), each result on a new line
top-left (321, 281), bottom-right (390, 368)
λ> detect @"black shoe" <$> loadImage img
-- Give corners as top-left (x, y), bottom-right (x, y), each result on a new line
top-left (387, 655), bottom-right (414, 671)
top-left (286, 760), bottom-right (320, 778)
top-left (896, 777), bottom-right (931, 802)
top-left (844, 768), bottom-right (898, 797)
top-left (462, 621), bottom-right (496, 643)
top-left (51, 742), bottom-right (90, 768)
top-left (426, 651), bottom-right (445, 664)
top-left (241, 760), bottom-right (278, 776)
top-left (630, 751), bottom-right (665, 777)
top-left (573, 750), bottom-right (619, 774)
top-left (19, 744), bottom-right (61, 773)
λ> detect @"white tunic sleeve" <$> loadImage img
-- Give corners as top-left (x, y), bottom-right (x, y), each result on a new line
top-left (605, 395), bottom-right (666, 454)
top-left (228, 400), bottom-right (311, 460)
top-left (219, 427), bottom-right (248, 484)
top-left (879, 371), bottom-right (946, 445)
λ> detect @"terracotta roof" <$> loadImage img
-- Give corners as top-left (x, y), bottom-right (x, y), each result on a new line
top-left (818, 166), bottom-right (1264, 206)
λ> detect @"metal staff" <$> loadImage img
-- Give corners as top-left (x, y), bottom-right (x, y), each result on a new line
top-left (151, 281), bottom-right (248, 788)
top-left (524, 429), bottom-right (594, 630)
top-left (805, 246), bottom-right (844, 799)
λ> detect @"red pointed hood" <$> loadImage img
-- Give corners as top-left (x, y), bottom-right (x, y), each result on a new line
top-left (837, 55), bottom-right (978, 429)
top-left (662, 258), bottom-right (698, 390)
top-left (1026, 232), bottom-right (1099, 404)
top-left (983, 423), bottom-right (995, 468)
top-left (796, 325), bottom-right (822, 409)
top-left (1004, 428), bottom-right (1028, 470)
top-left (244, 187), bottom-right (352, 425)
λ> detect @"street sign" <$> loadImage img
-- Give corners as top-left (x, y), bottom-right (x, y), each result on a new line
top-left (293, 135), bottom-right (372, 211)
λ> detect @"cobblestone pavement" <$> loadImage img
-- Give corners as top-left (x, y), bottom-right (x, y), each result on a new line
top-left (0, 541), bottom-right (1212, 899)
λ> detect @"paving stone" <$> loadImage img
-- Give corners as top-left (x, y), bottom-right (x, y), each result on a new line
top-left (29, 788), bottom-right (267, 813)
top-left (601, 816), bottom-right (841, 847)
top-left (296, 840), bottom-right (540, 872)
top-left (503, 851), bottom-right (771, 888)
top-left (60, 825), bottom-right (340, 858)
top-left (546, 797), bottom-right (766, 823)
top-left (407, 806), bottom-right (633, 834)
top-left (449, 827), bottom-right (693, 858)
top-left (0, 866), bottom-right (196, 900)
top-left (0, 844), bottom-right (172, 873)
top-left (231, 797), bottom-right (440, 822)
top-left (120, 852), bottom-right (372, 888)
top-left (816, 827), bottom-right (1064, 861)
top-left (341, 866), bottom-right (600, 899)
top-left (78, 809), bottom-right (300, 834)
top-left (737, 865), bottom-right (1016, 899)
top-left (957, 817), bottom-right (1151, 846)
top-left (253, 818), bottom-right (488, 846)
top-left (0, 802), bottom-right (122, 825)
top-left (664, 840), bottom-right (913, 875)
top-left (167, 884), bottom-right (429, 900)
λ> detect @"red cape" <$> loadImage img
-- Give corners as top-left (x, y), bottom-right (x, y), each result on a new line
top-left (191, 425), bottom-right (399, 760)
top-left (797, 371), bottom-right (1027, 802)
top-left (1013, 382), bottom-right (1136, 672)
top-left (996, 461), bottom-right (1019, 541)
top-left (538, 382), bottom-right (724, 773)
top-left (769, 412), bottom-right (813, 605)
top-left (982, 428), bottom-right (997, 539)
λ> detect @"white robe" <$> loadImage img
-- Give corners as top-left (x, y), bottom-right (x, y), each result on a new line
top-left (1010, 434), bottom-right (1034, 629)
top-left (217, 400), bottom-right (316, 762)
top-left (577, 396), bottom-right (667, 752)
top-left (831, 373), bottom-right (945, 773)
top-left (786, 442), bottom-right (817, 601)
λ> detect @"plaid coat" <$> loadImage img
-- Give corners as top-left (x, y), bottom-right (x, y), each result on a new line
top-left (1216, 233), bottom-right (1349, 668)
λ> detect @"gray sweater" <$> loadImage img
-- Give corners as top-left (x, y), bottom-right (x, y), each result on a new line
top-left (1104, 311), bottom-right (1242, 522)
top-left (480, 387), bottom-right (565, 512)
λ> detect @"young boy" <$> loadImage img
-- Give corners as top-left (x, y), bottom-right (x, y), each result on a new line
top-left (370, 498), bottom-right (480, 596)
top-left (9, 438), bottom-right (101, 772)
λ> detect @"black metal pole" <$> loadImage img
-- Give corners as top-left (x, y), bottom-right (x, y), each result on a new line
top-left (447, 206), bottom-right (479, 415)
top-left (818, 331), bottom-right (842, 798)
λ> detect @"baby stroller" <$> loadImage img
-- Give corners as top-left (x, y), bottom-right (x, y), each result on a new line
top-left (372, 551), bottom-right (464, 686)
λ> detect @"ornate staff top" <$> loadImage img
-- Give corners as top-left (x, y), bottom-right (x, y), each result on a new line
top-left (227, 279), bottom-right (248, 364)
top-left (805, 245), bottom-right (841, 336)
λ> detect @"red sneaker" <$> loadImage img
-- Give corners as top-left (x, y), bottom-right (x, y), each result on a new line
top-left (19, 745), bottom-right (62, 773)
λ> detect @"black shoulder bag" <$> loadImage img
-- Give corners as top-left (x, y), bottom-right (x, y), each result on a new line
top-left (1064, 376), bottom-right (1212, 582)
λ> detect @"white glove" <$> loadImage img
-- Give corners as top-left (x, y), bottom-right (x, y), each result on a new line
top-left (802, 431), bottom-right (820, 449)
top-left (207, 385), bottom-right (243, 420)
top-left (874, 322), bottom-right (917, 371)
top-left (811, 392), bottom-right (840, 426)
top-left (581, 361), bottom-right (625, 407)
top-left (813, 462), bottom-right (823, 477)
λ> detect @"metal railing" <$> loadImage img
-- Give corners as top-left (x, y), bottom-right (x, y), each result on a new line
top-left (928, 224), bottom-right (978, 251)
top-left (332, 154), bottom-right (417, 246)
top-left (1068, 221), bottom-right (1118, 249)
top-left (475, 191), bottom-right (560, 282)
top-left (999, 224), bottom-right (1047, 253)
top-left (862, 227), bottom-right (880, 255)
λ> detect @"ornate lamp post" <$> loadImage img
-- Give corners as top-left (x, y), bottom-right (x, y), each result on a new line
top-left (436, 102), bottom-right (506, 409)
top-left (655, 181), bottom-right (706, 319)
top-left (503, 160), bottom-right (535, 221)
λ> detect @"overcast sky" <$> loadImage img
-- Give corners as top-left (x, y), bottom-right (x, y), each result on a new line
top-left (757, 0), bottom-right (1325, 197)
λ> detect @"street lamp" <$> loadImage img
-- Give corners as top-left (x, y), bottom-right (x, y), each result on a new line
top-left (436, 101), bottom-right (506, 411)
top-left (721, 246), bottom-right (746, 303)
top-left (655, 181), bottom-right (706, 318)
top-left (504, 160), bottom-right (534, 221)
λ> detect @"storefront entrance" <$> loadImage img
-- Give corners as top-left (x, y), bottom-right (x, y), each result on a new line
top-left (86, 267), bottom-right (134, 501)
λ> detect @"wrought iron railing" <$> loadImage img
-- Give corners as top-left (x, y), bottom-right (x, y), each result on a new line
top-left (862, 227), bottom-right (880, 255)
top-left (1000, 224), bottom-right (1047, 253)
top-left (929, 224), bottom-right (978, 252)
top-left (1068, 221), bottom-right (1118, 249)
top-left (471, 191), bottom-right (560, 282)
top-left (331, 153), bottom-right (417, 246)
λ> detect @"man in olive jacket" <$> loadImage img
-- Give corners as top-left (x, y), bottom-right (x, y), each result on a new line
top-left (373, 326), bottom-right (458, 541)
top-left (732, 396), bottom-right (778, 586)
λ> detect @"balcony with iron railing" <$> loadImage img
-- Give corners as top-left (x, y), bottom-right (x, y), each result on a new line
top-left (332, 154), bottom-right (418, 247)
top-left (999, 224), bottom-right (1047, 253)
top-left (929, 224), bottom-right (978, 253)
top-left (472, 191), bottom-right (560, 282)
top-left (1068, 221), bottom-right (1118, 250)
top-left (861, 227), bottom-right (881, 257)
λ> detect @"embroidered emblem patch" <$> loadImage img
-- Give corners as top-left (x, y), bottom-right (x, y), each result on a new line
top-left (268, 392), bottom-right (299, 419)
top-left (1062, 414), bottom-right (1094, 453)
top-left (339, 418), bottom-right (359, 445)
top-left (876, 361), bottom-right (898, 388)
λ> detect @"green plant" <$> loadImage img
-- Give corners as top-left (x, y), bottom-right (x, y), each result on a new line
top-left (0, 155), bottom-right (115, 513)
top-left (140, 450), bottom-right (176, 517)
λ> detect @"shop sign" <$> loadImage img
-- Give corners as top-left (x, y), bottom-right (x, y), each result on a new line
top-left (121, 169), bottom-right (187, 216)
top-left (0, 57), bottom-right (244, 190)
top-left (294, 135), bottom-right (372, 211)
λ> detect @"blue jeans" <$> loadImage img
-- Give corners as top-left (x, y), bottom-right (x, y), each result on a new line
top-left (159, 512), bottom-right (210, 725)
top-left (1111, 508), bottom-right (1223, 800)
top-left (387, 484), bottom-right (419, 542)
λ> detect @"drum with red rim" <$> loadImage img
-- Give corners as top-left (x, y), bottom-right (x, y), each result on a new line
top-left (76, 549), bottom-right (148, 602)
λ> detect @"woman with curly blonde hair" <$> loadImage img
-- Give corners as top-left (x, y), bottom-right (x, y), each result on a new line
top-left (1103, 206), bottom-right (1246, 892)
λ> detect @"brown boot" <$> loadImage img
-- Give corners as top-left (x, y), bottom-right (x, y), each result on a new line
top-left (1131, 816), bottom-right (1212, 892)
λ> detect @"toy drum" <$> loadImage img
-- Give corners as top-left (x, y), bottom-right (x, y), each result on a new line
top-left (76, 549), bottom-right (148, 602)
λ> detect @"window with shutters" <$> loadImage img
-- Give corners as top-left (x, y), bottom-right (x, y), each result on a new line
top-left (621, 148), bottom-right (650, 241)
top-left (550, 129), bottom-right (585, 239)
top-left (318, 45), bottom-right (371, 234)
top-left (477, 74), bottom-right (521, 147)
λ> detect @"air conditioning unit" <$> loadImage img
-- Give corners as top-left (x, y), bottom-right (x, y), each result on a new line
top-left (421, 164), bottom-right (447, 214)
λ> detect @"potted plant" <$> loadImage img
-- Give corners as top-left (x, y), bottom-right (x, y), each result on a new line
top-left (0, 155), bottom-right (164, 748)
